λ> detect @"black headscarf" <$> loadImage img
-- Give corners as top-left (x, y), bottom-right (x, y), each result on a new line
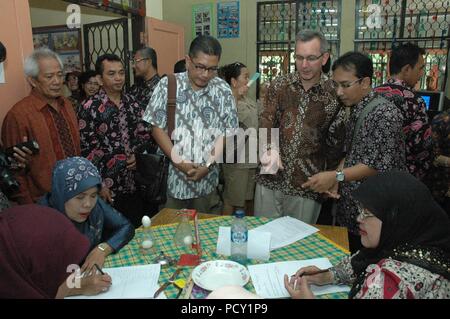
top-left (349, 171), bottom-right (450, 298)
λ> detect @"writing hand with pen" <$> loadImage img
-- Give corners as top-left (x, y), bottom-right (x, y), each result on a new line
top-left (79, 266), bottom-right (112, 296)
top-left (283, 266), bottom-right (334, 299)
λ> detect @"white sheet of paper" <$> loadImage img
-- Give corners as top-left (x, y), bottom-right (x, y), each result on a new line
top-left (216, 227), bottom-right (271, 261)
top-left (252, 216), bottom-right (319, 250)
top-left (248, 229), bottom-right (271, 261)
top-left (248, 258), bottom-right (350, 299)
top-left (0, 63), bottom-right (5, 84)
top-left (66, 264), bottom-right (162, 299)
top-left (216, 226), bottom-right (231, 256)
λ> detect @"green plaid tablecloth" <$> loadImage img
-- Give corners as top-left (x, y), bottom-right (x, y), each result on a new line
top-left (104, 216), bottom-right (350, 299)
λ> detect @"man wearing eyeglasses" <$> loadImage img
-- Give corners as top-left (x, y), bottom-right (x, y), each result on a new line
top-left (254, 30), bottom-right (346, 225)
top-left (143, 35), bottom-right (238, 214)
top-left (303, 52), bottom-right (406, 252)
top-left (129, 47), bottom-right (161, 109)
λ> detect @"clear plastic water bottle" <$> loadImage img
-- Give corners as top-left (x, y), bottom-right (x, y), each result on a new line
top-left (231, 209), bottom-right (248, 264)
top-left (141, 215), bottom-right (154, 250)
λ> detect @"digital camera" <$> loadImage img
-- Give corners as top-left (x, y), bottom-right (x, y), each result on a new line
top-left (0, 151), bottom-right (19, 196)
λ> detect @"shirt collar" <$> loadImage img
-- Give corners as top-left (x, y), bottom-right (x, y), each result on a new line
top-left (388, 78), bottom-right (413, 90)
top-left (98, 88), bottom-right (125, 107)
top-left (354, 90), bottom-right (377, 114)
top-left (144, 74), bottom-right (161, 86)
top-left (182, 71), bottom-right (211, 96)
top-left (289, 72), bottom-right (329, 91)
top-left (31, 89), bottom-right (65, 111)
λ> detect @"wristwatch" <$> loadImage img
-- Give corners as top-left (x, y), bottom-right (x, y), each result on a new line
top-left (97, 243), bottom-right (108, 252)
top-left (336, 170), bottom-right (345, 182)
top-left (202, 160), bottom-right (216, 171)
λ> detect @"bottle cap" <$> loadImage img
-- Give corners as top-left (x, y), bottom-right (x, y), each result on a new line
top-left (234, 210), bottom-right (245, 218)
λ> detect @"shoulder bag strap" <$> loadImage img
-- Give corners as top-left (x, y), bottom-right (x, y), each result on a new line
top-left (166, 74), bottom-right (177, 140)
top-left (350, 95), bottom-right (388, 150)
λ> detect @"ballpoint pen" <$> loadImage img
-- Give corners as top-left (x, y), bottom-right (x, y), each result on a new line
top-left (299, 268), bottom-right (330, 277)
top-left (94, 263), bottom-right (105, 275)
top-left (290, 268), bottom-right (330, 280)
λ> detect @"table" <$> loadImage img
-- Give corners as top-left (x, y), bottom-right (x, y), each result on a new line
top-left (104, 209), bottom-right (350, 299)
top-left (153, 208), bottom-right (349, 251)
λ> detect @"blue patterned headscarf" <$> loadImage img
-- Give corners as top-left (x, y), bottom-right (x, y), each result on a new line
top-left (39, 157), bottom-right (135, 251)
top-left (45, 157), bottom-right (102, 214)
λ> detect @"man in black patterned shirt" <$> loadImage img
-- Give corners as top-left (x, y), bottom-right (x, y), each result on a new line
top-left (374, 43), bottom-right (433, 180)
top-left (129, 47), bottom-right (161, 109)
top-left (304, 52), bottom-right (406, 253)
top-left (78, 54), bottom-right (152, 227)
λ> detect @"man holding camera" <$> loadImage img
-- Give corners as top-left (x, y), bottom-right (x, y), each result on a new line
top-left (2, 48), bottom-right (80, 204)
top-left (0, 42), bottom-right (35, 209)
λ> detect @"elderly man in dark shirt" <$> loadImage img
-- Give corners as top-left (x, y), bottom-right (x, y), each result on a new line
top-left (254, 30), bottom-right (346, 224)
top-left (2, 48), bottom-right (80, 204)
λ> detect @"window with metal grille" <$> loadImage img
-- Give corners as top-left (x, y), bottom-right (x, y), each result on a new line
top-left (257, 0), bottom-right (342, 87)
top-left (355, 0), bottom-right (450, 91)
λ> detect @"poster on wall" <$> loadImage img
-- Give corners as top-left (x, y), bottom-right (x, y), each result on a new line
top-left (217, 1), bottom-right (240, 39)
top-left (32, 25), bottom-right (82, 73)
top-left (192, 3), bottom-right (214, 38)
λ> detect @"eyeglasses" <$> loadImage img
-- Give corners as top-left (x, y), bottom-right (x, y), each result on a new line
top-left (190, 61), bottom-right (219, 73)
top-left (295, 53), bottom-right (324, 63)
top-left (332, 78), bottom-right (363, 90)
top-left (131, 58), bottom-right (149, 64)
top-left (357, 206), bottom-right (375, 220)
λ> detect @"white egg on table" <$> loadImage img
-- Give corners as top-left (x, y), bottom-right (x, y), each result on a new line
top-left (142, 215), bottom-right (151, 228)
top-left (183, 235), bottom-right (193, 245)
top-left (142, 239), bottom-right (153, 249)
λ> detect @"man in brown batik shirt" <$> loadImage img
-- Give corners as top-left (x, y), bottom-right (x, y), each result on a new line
top-left (255, 30), bottom-right (346, 224)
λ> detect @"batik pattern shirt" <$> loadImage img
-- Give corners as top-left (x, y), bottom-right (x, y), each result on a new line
top-left (332, 255), bottom-right (450, 299)
top-left (425, 110), bottom-right (450, 202)
top-left (1, 91), bottom-right (80, 204)
top-left (256, 72), bottom-right (347, 202)
top-left (129, 74), bottom-right (161, 109)
top-left (143, 72), bottom-right (238, 200)
top-left (375, 79), bottom-right (433, 180)
top-left (78, 90), bottom-right (151, 196)
top-left (337, 92), bottom-right (406, 234)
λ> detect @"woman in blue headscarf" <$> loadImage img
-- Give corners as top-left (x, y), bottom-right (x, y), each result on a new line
top-left (40, 157), bottom-right (135, 272)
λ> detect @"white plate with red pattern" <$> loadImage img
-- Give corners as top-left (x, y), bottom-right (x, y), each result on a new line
top-left (192, 260), bottom-right (250, 291)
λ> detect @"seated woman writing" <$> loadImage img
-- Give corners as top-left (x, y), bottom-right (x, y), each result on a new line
top-left (0, 205), bottom-right (111, 298)
top-left (39, 157), bottom-right (135, 273)
top-left (285, 171), bottom-right (450, 299)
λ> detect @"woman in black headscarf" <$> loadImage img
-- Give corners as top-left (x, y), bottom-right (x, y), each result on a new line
top-left (284, 171), bottom-right (450, 299)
